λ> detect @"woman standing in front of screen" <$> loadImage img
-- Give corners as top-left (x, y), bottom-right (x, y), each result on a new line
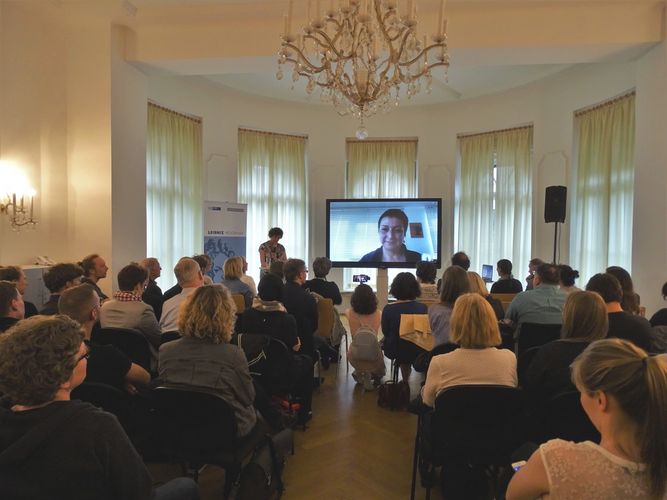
top-left (359, 209), bottom-right (422, 263)
top-left (259, 227), bottom-right (287, 276)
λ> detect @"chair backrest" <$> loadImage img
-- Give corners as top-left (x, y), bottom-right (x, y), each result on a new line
top-left (160, 331), bottom-right (182, 345)
top-left (542, 391), bottom-right (600, 443)
top-left (490, 293), bottom-right (518, 313)
top-left (71, 381), bottom-right (135, 432)
top-left (316, 298), bottom-right (334, 339)
top-left (517, 346), bottom-right (542, 387)
top-left (92, 327), bottom-right (152, 371)
top-left (431, 385), bottom-right (522, 465)
top-left (517, 323), bottom-right (561, 357)
top-left (152, 385), bottom-right (239, 461)
top-left (231, 294), bottom-right (246, 313)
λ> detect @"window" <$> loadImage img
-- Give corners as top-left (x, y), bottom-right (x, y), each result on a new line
top-left (570, 92), bottom-right (635, 283)
top-left (238, 128), bottom-right (308, 282)
top-left (146, 102), bottom-right (203, 289)
top-left (456, 126), bottom-right (533, 276)
top-left (344, 139), bottom-right (418, 290)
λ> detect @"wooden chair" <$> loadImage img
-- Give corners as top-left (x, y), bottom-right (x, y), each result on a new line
top-left (316, 298), bottom-right (334, 339)
top-left (231, 293), bottom-right (246, 313)
top-left (489, 293), bottom-right (518, 314)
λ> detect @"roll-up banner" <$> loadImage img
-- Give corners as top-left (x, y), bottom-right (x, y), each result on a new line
top-left (203, 201), bottom-right (247, 283)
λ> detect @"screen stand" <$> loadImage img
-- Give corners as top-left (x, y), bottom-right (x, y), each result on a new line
top-left (377, 267), bottom-right (389, 308)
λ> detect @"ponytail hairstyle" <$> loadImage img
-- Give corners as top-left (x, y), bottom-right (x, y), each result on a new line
top-left (571, 339), bottom-right (667, 497)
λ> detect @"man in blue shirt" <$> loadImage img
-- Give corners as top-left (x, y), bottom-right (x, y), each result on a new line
top-left (505, 263), bottom-right (567, 327)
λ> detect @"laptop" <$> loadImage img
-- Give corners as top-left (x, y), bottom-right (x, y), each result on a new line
top-left (481, 264), bottom-right (494, 283)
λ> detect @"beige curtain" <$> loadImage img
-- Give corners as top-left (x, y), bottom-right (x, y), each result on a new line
top-left (457, 127), bottom-right (533, 274)
top-left (146, 103), bottom-right (203, 289)
top-left (345, 139), bottom-right (417, 288)
top-left (238, 128), bottom-right (307, 280)
top-left (571, 93), bottom-right (635, 284)
top-left (347, 140), bottom-right (417, 198)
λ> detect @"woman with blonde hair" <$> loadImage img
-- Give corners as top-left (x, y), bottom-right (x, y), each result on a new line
top-left (507, 339), bottom-right (667, 499)
top-left (158, 285), bottom-right (257, 437)
top-left (524, 291), bottom-right (608, 403)
top-left (221, 255), bottom-right (253, 308)
top-left (422, 293), bottom-right (517, 407)
top-left (467, 271), bottom-right (504, 320)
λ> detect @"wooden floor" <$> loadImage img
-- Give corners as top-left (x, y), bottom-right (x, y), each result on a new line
top-left (150, 337), bottom-right (443, 500)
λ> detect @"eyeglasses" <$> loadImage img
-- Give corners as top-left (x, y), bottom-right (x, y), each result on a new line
top-left (76, 350), bottom-right (91, 364)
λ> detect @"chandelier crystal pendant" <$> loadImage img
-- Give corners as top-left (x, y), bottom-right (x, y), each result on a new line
top-left (277, 0), bottom-right (450, 139)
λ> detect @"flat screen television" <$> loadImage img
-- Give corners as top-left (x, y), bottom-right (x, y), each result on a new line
top-left (326, 198), bottom-right (442, 268)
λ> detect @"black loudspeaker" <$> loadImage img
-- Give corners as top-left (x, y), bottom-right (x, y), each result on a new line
top-left (544, 186), bottom-right (567, 223)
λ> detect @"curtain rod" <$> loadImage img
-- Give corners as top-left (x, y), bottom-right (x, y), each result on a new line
top-left (148, 101), bottom-right (202, 123)
top-left (239, 127), bottom-right (307, 139)
top-left (574, 90), bottom-right (635, 117)
top-left (346, 138), bottom-right (418, 143)
top-left (457, 125), bottom-right (533, 140)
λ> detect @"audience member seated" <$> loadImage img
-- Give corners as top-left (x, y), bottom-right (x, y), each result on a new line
top-left (282, 259), bottom-right (318, 359)
top-left (506, 263), bottom-right (567, 328)
top-left (0, 266), bottom-right (38, 318)
top-left (383, 272), bottom-right (428, 383)
top-left (220, 256), bottom-right (253, 308)
top-left (239, 256), bottom-right (257, 296)
top-left (0, 281), bottom-right (24, 333)
top-left (416, 261), bottom-right (439, 302)
top-left (61, 284), bottom-right (151, 394)
top-left (558, 264), bottom-right (581, 294)
top-left (0, 315), bottom-right (198, 500)
top-left (193, 254), bottom-right (214, 286)
top-left (451, 251), bottom-right (471, 270)
top-left (141, 257), bottom-right (164, 321)
top-left (158, 285), bottom-right (257, 437)
top-left (162, 253), bottom-right (212, 302)
top-left (422, 293), bottom-right (517, 407)
top-left (159, 258), bottom-right (204, 333)
top-left (100, 263), bottom-right (162, 352)
top-left (585, 273), bottom-right (653, 352)
top-left (525, 257), bottom-right (544, 291)
top-left (304, 257), bottom-right (342, 305)
top-left (238, 273), bottom-right (313, 422)
top-left (490, 259), bottom-right (523, 294)
top-left (524, 291), bottom-right (607, 406)
top-left (606, 265), bottom-right (641, 315)
top-left (269, 261), bottom-right (285, 280)
top-left (507, 339), bottom-right (667, 500)
top-left (467, 271), bottom-right (504, 320)
top-left (650, 281), bottom-right (667, 327)
top-left (429, 265), bottom-right (469, 347)
top-left (40, 263), bottom-right (84, 315)
top-left (345, 283), bottom-right (385, 389)
top-left (79, 253), bottom-right (109, 302)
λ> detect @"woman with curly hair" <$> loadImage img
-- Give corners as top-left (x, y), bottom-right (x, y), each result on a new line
top-left (0, 315), bottom-right (198, 499)
top-left (158, 284), bottom-right (257, 437)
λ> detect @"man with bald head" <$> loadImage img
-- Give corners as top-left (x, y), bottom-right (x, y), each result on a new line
top-left (159, 257), bottom-right (205, 333)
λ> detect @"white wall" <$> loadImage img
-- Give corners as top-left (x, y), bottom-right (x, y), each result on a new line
top-left (147, 60), bottom-right (652, 306)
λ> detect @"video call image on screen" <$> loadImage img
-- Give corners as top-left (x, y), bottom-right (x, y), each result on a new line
top-left (327, 198), bottom-right (441, 268)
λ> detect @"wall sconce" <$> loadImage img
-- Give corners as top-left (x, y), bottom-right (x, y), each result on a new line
top-left (0, 161), bottom-right (37, 230)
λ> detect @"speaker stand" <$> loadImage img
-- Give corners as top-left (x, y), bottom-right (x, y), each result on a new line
top-left (552, 222), bottom-right (559, 264)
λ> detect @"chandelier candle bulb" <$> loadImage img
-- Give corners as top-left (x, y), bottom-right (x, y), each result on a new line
top-left (287, 0), bottom-right (294, 34)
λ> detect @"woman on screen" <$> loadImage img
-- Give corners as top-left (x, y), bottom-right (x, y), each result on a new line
top-left (359, 209), bottom-right (422, 263)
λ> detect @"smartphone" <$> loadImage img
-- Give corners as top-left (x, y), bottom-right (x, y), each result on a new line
top-left (511, 460), bottom-right (527, 472)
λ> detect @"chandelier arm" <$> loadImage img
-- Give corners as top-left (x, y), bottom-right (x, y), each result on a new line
top-left (305, 30), bottom-right (346, 60)
top-left (399, 44), bottom-right (448, 67)
top-left (284, 54), bottom-right (327, 73)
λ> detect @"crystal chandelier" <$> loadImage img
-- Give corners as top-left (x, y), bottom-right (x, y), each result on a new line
top-left (277, 0), bottom-right (450, 139)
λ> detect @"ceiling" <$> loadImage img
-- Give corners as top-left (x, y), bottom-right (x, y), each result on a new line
top-left (46, 0), bottom-right (664, 105)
